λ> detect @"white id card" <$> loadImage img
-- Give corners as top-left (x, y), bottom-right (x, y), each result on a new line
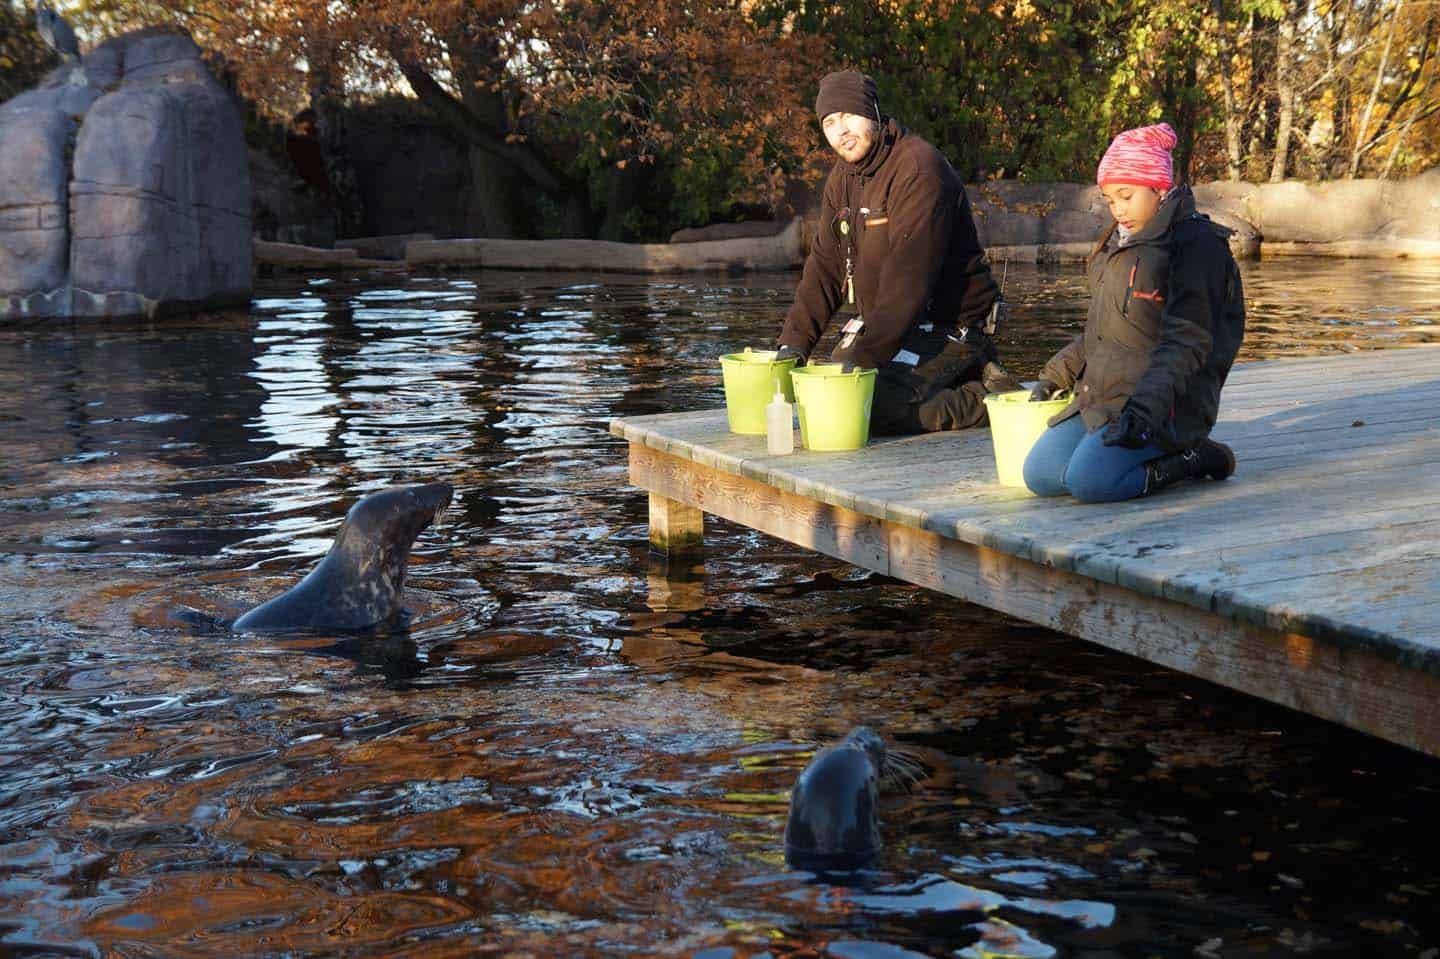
top-left (892, 349), bottom-right (920, 366)
top-left (842, 317), bottom-right (864, 334)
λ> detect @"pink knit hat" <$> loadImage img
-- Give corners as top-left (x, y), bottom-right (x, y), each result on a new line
top-left (1096, 123), bottom-right (1178, 191)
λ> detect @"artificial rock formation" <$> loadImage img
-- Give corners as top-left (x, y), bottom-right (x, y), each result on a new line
top-left (0, 29), bottom-right (251, 320)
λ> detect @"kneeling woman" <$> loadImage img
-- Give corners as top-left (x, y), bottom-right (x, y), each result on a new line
top-left (1024, 123), bottom-right (1246, 503)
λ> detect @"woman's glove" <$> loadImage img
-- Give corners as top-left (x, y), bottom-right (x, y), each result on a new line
top-left (775, 344), bottom-right (807, 367)
top-left (1029, 380), bottom-right (1061, 402)
top-left (1101, 403), bottom-right (1155, 448)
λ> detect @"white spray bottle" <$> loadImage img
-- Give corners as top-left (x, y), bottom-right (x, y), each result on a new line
top-left (766, 377), bottom-right (794, 455)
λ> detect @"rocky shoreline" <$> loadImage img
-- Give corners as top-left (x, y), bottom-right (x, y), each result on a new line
top-left (968, 173), bottom-right (1440, 262)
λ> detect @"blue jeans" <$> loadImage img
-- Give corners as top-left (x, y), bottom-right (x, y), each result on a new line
top-left (1022, 415), bottom-right (1167, 502)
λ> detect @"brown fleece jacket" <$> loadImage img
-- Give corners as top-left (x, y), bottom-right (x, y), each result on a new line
top-left (778, 118), bottom-right (998, 370)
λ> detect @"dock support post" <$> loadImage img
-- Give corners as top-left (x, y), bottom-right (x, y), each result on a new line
top-left (648, 492), bottom-right (704, 558)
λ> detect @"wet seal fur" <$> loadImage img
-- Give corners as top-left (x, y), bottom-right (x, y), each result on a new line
top-left (179, 482), bottom-right (453, 633)
top-left (784, 726), bottom-right (924, 872)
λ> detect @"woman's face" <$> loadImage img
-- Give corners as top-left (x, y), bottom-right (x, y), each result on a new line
top-left (1101, 183), bottom-right (1164, 233)
top-left (822, 112), bottom-right (878, 164)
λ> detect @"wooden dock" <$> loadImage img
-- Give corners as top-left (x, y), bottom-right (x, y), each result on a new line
top-left (611, 345), bottom-right (1440, 757)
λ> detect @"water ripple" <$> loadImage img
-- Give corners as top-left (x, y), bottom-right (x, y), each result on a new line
top-left (2, 265), bottom-right (1440, 955)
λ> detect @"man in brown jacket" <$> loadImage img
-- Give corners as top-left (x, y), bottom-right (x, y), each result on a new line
top-left (775, 70), bottom-right (1018, 434)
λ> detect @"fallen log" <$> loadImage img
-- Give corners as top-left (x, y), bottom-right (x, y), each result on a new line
top-left (253, 239), bottom-right (398, 270)
top-left (407, 217), bottom-right (804, 274)
top-left (669, 220), bottom-right (791, 244)
top-left (336, 233), bottom-right (436, 261)
top-left (1259, 239), bottom-right (1440, 259)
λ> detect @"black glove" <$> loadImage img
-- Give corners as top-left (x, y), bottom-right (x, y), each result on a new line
top-left (1101, 403), bottom-right (1155, 448)
top-left (1029, 379), bottom-right (1061, 402)
top-left (774, 344), bottom-right (806, 367)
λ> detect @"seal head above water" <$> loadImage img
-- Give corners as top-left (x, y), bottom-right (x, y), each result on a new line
top-left (784, 726), bottom-right (924, 872)
top-left (230, 482), bottom-right (453, 633)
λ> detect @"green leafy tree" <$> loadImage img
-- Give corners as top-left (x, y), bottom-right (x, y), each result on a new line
top-left (751, 0), bottom-right (1136, 182)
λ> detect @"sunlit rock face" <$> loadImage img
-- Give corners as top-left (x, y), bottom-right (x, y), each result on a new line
top-left (1235, 169), bottom-right (1440, 256)
top-left (0, 28), bottom-right (251, 320)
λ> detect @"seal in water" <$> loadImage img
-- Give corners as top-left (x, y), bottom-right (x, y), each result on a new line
top-left (215, 482), bottom-right (452, 633)
top-left (783, 726), bottom-right (924, 872)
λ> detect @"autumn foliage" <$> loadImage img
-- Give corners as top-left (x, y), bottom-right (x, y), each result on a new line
top-left (63, 0), bottom-right (827, 236)
top-left (9, 0), bottom-right (1438, 238)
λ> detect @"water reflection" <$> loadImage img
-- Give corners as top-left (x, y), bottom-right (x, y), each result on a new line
top-left (2, 261), bottom-right (1440, 955)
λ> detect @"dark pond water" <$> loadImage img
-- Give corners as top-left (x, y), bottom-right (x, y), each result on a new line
top-left (4, 259), bottom-right (1440, 958)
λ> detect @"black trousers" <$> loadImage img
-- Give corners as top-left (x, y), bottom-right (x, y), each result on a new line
top-left (834, 330), bottom-right (998, 435)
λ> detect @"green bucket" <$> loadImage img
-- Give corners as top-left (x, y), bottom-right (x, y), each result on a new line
top-left (720, 349), bottom-right (798, 434)
top-left (791, 365), bottom-right (877, 451)
top-left (982, 388), bottom-right (1072, 487)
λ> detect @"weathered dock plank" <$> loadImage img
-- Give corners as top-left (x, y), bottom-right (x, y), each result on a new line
top-left (611, 344), bottom-right (1440, 755)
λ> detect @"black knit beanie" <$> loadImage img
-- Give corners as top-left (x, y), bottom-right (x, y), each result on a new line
top-left (814, 70), bottom-right (881, 123)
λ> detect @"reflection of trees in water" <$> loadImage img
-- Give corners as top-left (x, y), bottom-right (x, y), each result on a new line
top-left (0, 317), bottom-right (271, 553)
top-left (0, 316), bottom-right (268, 472)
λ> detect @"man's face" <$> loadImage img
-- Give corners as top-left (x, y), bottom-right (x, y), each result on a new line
top-left (822, 112), bottom-right (878, 164)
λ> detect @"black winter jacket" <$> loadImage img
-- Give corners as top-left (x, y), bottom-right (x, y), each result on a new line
top-left (1039, 186), bottom-right (1246, 451)
top-left (778, 119), bottom-right (998, 370)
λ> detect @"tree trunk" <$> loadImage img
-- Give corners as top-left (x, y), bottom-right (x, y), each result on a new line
top-left (1349, 0), bottom-right (1401, 178)
top-left (1211, 0), bottom-right (1243, 180)
top-left (554, 191), bottom-right (595, 238)
top-left (465, 147), bottom-right (525, 238)
top-left (1270, 0), bottom-right (1301, 182)
top-left (1164, 62), bottom-right (1200, 183)
top-left (1317, 0), bottom-right (1361, 176)
top-left (450, 41), bottom-right (526, 237)
top-left (307, 50), bottom-right (364, 239)
top-left (1380, 76), bottom-right (1440, 177)
top-left (396, 58), bottom-right (592, 237)
top-left (595, 162), bottom-right (655, 242)
top-left (1244, 10), bottom-right (1276, 181)
top-left (1364, 12), bottom-right (1438, 176)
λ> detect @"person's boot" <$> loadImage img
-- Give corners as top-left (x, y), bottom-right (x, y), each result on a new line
top-left (1142, 439), bottom-right (1236, 496)
top-left (1194, 438), bottom-right (1236, 481)
top-left (981, 361), bottom-right (1023, 394)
